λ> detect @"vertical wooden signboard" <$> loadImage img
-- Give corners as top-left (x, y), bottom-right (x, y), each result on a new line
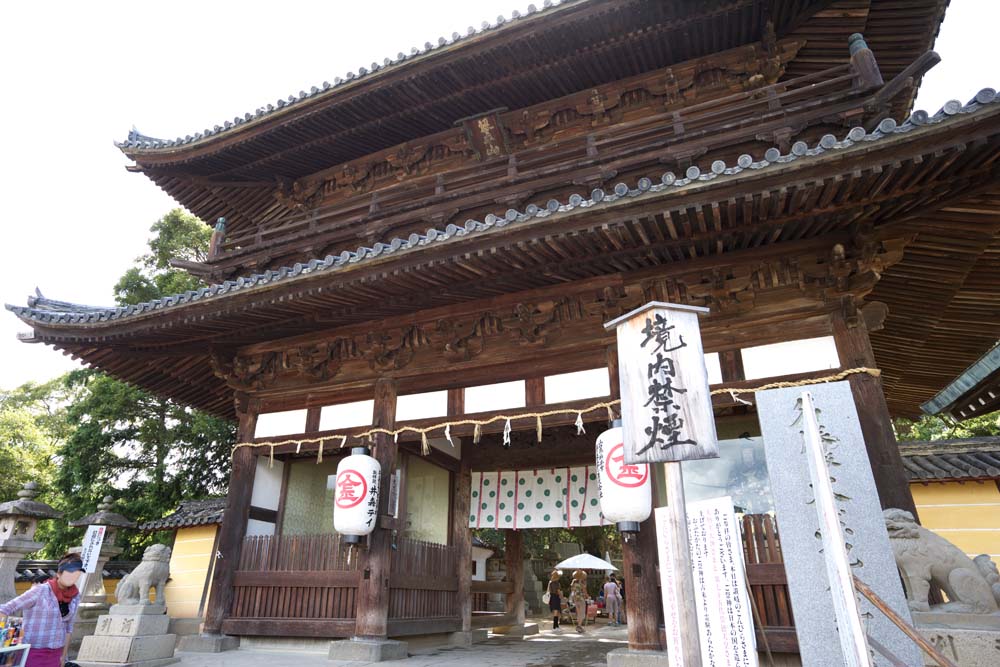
top-left (604, 302), bottom-right (719, 465)
top-left (606, 302), bottom-right (719, 665)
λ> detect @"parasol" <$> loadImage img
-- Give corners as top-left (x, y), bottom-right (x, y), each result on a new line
top-left (554, 553), bottom-right (618, 570)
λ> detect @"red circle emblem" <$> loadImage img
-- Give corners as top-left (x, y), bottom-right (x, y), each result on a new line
top-left (335, 469), bottom-right (368, 509)
top-left (605, 443), bottom-right (649, 488)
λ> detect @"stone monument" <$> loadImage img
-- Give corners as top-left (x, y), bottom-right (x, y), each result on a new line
top-left (76, 543), bottom-right (179, 667)
top-left (68, 496), bottom-right (137, 654)
top-left (0, 482), bottom-right (62, 604)
top-left (884, 508), bottom-right (1000, 667)
top-left (756, 382), bottom-right (923, 666)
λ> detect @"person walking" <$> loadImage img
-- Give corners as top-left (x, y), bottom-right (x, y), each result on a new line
top-left (603, 575), bottom-right (622, 626)
top-left (546, 571), bottom-right (563, 631)
top-left (569, 569), bottom-right (588, 633)
top-left (0, 552), bottom-right (83, 667)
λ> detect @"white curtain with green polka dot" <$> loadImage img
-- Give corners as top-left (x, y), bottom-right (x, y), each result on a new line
top-left (469, 466), bottom-right (604, 529)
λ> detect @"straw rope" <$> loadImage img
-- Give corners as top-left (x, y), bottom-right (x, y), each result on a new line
top-left (233, 367), bottom-right (880, 462)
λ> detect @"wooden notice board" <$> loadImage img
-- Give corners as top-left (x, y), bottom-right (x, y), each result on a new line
top-left (605, 302), bottom-right (719, 465)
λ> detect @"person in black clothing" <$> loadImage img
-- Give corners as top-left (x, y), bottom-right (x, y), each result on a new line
top-left (547, 571), bottom-right (563, 631)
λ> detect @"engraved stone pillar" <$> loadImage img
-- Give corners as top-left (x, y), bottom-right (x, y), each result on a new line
top-left (68, 496), bottom-right (136, 655)
top-left (0, 482), bottom-right (63, 605)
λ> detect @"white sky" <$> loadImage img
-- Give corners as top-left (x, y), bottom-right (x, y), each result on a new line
top-left (0, 1), bottom-right (996, 390)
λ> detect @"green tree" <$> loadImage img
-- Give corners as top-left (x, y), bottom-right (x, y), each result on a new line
top-left (47, 209), bottom-right (235, 559)
top-left (895, 410), bottom-right (1000, 442)
top-left (0, 377), bottom-right (73, 500)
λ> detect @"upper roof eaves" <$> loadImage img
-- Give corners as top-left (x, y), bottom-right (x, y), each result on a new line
top-left (13, 87), bottom-right (1000, 330)
top-left (115, 0), bottom-right (572, 153)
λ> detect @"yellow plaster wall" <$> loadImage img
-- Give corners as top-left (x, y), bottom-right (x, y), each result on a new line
top-left (163, 524), bottom-right (217, 618)
top-left (910, 481), bottom-right (1000, 567)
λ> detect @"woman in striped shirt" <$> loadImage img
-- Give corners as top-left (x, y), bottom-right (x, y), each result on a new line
top-left (0, 553), bottom-right (83, 667)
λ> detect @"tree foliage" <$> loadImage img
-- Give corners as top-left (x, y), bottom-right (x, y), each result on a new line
top-left (8, 209), bottom-right (236, 559)
top-left (895, 410), bottom-right (1000, 442)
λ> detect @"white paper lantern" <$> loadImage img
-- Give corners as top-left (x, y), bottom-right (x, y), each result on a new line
top-left (333, 447), bottom-right (381, 543)
top-left (596, 422), bottom-right (651, 532)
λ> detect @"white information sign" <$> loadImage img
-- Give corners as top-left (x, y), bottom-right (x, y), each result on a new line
top-left (605, 302), bottom-right (719, 464)
top-left (656, 497), bottom-right (758, 667)
top-left (79, 525), bottom-right (107, 574)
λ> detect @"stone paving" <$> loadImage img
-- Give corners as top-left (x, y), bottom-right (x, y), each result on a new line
top-left (176, 623), bottom-right (629, 667)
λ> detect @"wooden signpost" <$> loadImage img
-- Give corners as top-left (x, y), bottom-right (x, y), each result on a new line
top-left (605, 302), bottom-right (718, 465)
top-left (606, 302), bottom-right (719, 665)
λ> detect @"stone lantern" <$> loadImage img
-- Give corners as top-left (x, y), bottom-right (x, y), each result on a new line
top-left (0, 481), bottom-right (63, 604)
top-left (68, 496), bottom-right (136, 652)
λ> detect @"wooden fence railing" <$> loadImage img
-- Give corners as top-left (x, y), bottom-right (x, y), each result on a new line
top-left (387, 537), bottom-right (461, 635)
top-left (741, 513), bottom-right (796, 652)
top-left (223, 532), bottom-right (360, 638)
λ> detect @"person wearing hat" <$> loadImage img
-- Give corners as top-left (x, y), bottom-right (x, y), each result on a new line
top-left (569, 569), bottom-right (589, 633)
top-left (0, 553), bottom-right (84, 667)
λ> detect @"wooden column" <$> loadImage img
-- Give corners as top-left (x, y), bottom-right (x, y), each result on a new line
top-left (355, 378), bottom-right (398, 638)
top-left (503, 529), bottom-right (525, 627)
top-left (831, 312), bottom-right (918, 518)
top-left (449, 388), bottom-right (473, 633)
top-left (453, 457), bottom-right (473, 632)
top-left (610, 343), bottom-right (663, 651)
top-left (203, 394), bottom-right (259, 635)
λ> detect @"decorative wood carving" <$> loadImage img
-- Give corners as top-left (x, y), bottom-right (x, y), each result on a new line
top-left (216, 237), bottom-right (905, 396)
top-left (274, 177), bottom-right (323, 213)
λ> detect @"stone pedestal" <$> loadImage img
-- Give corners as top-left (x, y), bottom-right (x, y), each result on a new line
top-left (75, 604), bottom-right (178, 667)
top-left (327, 637), bottom-right (408, 662)
top-left (70, 541), bottom-right (123, 654)
top-left (915, 613), bottom-right (1000, 667)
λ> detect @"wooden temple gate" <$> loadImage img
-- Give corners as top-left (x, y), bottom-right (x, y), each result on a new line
top-left (13, 0), bottom-right (1000, 659)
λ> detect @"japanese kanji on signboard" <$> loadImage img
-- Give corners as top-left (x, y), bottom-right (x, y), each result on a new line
top-left (605, 302), bottom-right (719, 465)
top-left (595, 420), bottom-right (652, 532)
top-left (333, 447), bottom-right (381, 542)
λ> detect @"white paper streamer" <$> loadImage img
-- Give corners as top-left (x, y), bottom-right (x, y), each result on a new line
top-left (445, 423), bottom-right (454, 447)
top-left (503, 419), bottom-right (512, 446)
top-left (575, 412), bottom-right (586, 435)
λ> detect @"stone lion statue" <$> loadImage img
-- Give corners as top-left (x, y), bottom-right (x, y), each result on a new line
top-left (884, 508), bottom-right (1000, 614)
top-left (115, 543), bottom-right (171, 606)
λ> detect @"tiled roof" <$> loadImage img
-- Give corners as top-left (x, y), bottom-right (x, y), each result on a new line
top-left (116, 1), bottom-right (570, 151)
top-left (900, 437), bottom-right (1000, 481)
top-left (11, 87), bottom-right (1000, 327)
top-left (138, 498), bottom-right (226, 532)
top-left (15, 560), bottom-right (138, 583)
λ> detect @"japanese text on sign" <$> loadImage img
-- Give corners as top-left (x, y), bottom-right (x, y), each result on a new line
top-left (640, 313), bottom-right (698, 456)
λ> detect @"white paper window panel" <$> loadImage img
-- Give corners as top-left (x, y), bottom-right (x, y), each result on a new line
top-left (741, 336), bottom-right (840, 381)
top-left (464, 380), bottom-right (526, 413)
top-left (319, 400), bottom-right (375, 431)
top-left (544, 368), bottom-right (610, 403)
top-left (253, 409), bottom-right (308, 438)
top-left (396, 391), bottom-right (448, 422)
top-left (704, 352), bottom-right (723, 385)
top-left (251, 458), bottom-right (284, 511)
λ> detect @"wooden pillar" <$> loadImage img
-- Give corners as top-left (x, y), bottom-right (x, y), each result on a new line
top-left (453, 458), bottom-right (473, 631)
top-left (449, 388), bottom-right (473, 632)
top-left (203, 394), bottom-right (259, 635)
top-left (503, 529), bottom-right (525, 627)
top-left (610, 343), bottom-right (663, 651)
top-left (355, 378), bottom-right (398, 638)
top-left (831, 312), bottom-right (918, 518)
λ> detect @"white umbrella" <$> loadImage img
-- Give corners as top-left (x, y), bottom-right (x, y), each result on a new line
top-left (554, 553), bottom-right (618, 571)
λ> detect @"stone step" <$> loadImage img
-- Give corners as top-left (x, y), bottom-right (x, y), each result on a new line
top-left (78, 633), bottom-right (177, 665)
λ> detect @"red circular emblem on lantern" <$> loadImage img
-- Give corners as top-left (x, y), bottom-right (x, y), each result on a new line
top-left (335, 469), bottom-right (368, 509)
top-left (605, 443), bottom-right (649, 488)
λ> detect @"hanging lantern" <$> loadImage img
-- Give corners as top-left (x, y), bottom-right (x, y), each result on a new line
top-left (596, 420), bottom-right (651, 534)
top-left (333, 447), bottom-right (381, 544)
